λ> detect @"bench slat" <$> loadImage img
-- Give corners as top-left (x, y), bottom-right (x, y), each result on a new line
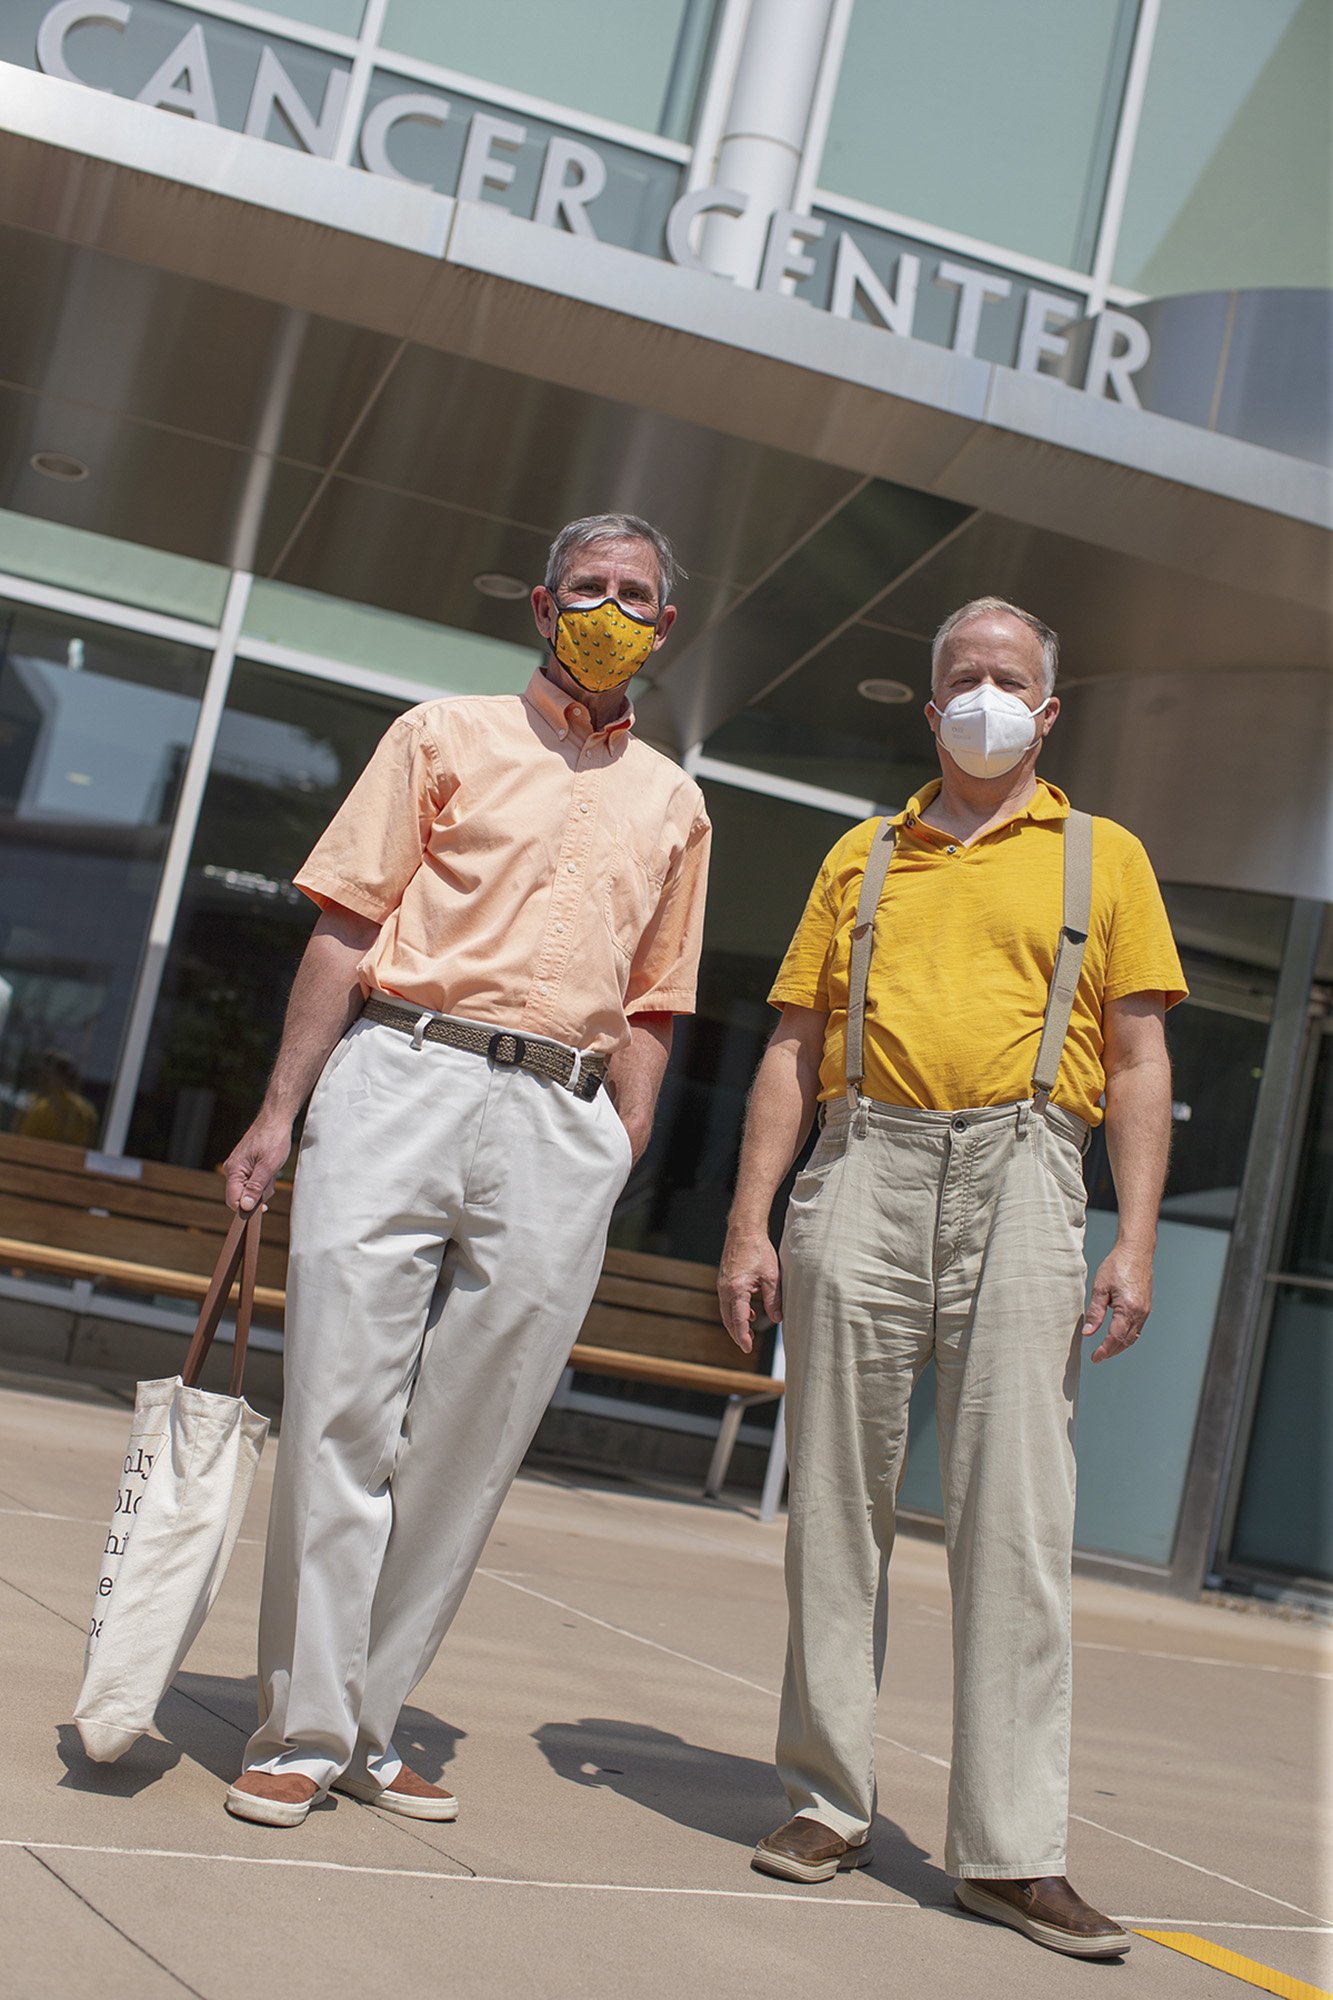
top-left (592, 1270), bottom-right (725, 1327)
top-left (0, 1134), bottom-right (294, 1215)
top-left (0, 1194), bottom-right (290, 1290)
top-left (578, 1301), bottom-right (757, 1371)
top-left (0, 1160), bottom-right (291, 1242)
top-left (0, 1236), bottom-right (286, 1313)
top-left (568, 1344), bottom-right (781, 1397)
top-left (600, 1245), bottom-right (719, 1292)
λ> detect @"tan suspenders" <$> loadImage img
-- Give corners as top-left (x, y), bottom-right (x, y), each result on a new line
top-left (843, 806), bottom-right (1094, 1114)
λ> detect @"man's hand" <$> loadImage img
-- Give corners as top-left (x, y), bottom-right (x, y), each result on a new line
top-left (223, 1113), bottom-right (293, 1213)
top-left (606, 1014), bottom-right (673, 1168)
top-left (1083, 1241), bottom-right (1153, 1362)
top-left (718, 1227), bottom-right (781, 1354)
top-left (716, 1005), bottom-right (826, 1355)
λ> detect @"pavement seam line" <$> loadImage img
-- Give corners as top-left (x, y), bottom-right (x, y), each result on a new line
top-left (477, 1570), bottom-right (1327, 1920)
top-left (0, 1567), bottom-right (85, 1633)
top-left (1134, 1928), bottom-right (1332, 1998)
top-left (1075, 1640), bottom-right (1332, 1683)
top-left (0, 1840), bottom-right (916, 1903)
top-left (22, 1845), bottom-right (212, 1999)
top-left (1071, 1817), bottom-right (1329, 1922)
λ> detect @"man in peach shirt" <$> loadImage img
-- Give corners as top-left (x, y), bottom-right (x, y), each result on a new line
top-left (221, 513), bottom-right (710, 1828)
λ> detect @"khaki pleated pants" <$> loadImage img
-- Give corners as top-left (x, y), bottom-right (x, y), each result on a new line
top-left (243, 1013), bottom-right (631, 1791)
top-left (776, 1095), bottom-right (1088, 1878)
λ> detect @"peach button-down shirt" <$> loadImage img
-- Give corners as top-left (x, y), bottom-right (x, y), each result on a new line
top-left (294, 668), bottom-right (712, 1056)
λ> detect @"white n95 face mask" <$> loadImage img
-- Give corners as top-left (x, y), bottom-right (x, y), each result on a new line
top-left (931, 682), bottom-right (1051, 779)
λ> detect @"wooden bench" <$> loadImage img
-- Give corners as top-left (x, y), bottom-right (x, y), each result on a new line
top-left (567, 1245), bottom-right (786, 1513)
top-left (0, 1133), bottom-right (787, 1511)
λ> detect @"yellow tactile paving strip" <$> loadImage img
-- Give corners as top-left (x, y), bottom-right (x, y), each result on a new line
top-left (1135, 1931), bottom-right (1331, 1998)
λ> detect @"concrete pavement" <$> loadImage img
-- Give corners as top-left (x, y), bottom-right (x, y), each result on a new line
top-left (1, 1371), bottom-right (1329, 2000)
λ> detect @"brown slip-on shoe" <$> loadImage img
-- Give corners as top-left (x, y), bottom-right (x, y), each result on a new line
top-left (331, 1765), bottom-right (458, 1822)
top-left (954, 1875), bottom-right (1130, 1958)
top-left (752, 1815), bottom-right (873, 1884)
top-left (224, 1771), bottom-right (323, 1828)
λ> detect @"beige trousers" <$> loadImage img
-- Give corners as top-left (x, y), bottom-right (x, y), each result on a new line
top-left (243, 1014), bottom-right (631, 1791)
top-left (777, 1095), bottom-right (1088, 1878)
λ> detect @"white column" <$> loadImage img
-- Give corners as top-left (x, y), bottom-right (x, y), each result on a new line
top-left (698, 0), bottom-right (843, 288)
top-left (101, 570), bottom-right (253, 1156)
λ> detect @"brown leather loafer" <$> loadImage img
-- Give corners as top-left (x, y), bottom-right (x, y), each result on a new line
top-left (224, 1771), bottom-right (323, 1827)
top-left (332, 1765), bottom-right (458, 1822)
top-left (752, 1815), bottom-right (873, 1884)
top-left (954, 1875), bottom-right (1130, 1958)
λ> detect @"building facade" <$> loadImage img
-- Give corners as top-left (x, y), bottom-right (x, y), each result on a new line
top-left (0, 0), bottom-right (1329, 1599)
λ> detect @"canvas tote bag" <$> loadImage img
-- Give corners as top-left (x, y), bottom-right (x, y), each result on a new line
top-left (74, 1206), bottom-right (271, 1763)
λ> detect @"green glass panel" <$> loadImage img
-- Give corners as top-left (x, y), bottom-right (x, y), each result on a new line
top-left (1230, 1289), bottom-right (1333, 1584)
top-left (379, 0), bottom-right (700, 136)
top-left (819, 0), bottom-right (1127, 269)
top-left (243, 580), bottom-right (541, 697)
top-left (0, 510), bottom-right (229, 626)
top-left (266, 0), bottom-right (365, 33)
top-left (1115, 0), bottom-right (1332, 294)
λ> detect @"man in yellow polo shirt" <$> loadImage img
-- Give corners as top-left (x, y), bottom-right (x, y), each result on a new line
top-left (718, 596), bottom-right (1185, 1961)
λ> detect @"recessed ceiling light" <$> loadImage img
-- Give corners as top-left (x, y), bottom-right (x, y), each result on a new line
top-left (30, 451), bottom-right (89, 481)
top-left (473, 572), bottom-right (529, 600)
top-left (858, 677), bottom-right (915, 705)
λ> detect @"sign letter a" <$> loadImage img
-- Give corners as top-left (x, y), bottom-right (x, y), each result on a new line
top-left (135, 24), bottom-right (219, 124)
top-left (244, 46), bottom-right (350, 157)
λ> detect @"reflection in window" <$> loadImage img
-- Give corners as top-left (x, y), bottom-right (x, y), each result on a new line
top-left (0, 601), bottom-right (207, 1142)
top-left (1229, 1027), bottom-right (1333, 1585)
top-left (818, 0), bottom-right (1131, 269)
top-left (378, 0), bottom-right (719, 140)
top-left (612, 780), bottom-right (855, 1268)
top-left (1114, 0), bottom-right (1331, 294)
top-left (1083, 881), bottom-right (1289, 1229)
top-left (127, 663), bottom-right (407, 1171)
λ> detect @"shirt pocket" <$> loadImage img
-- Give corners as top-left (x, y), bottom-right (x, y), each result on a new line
top-left (603, 844), bottom-right (668, 962)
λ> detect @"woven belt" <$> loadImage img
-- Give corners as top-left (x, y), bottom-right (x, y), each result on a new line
top-left (362, 997), bottom-right (607, 1101)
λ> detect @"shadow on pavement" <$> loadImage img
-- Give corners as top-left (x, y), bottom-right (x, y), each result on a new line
top-left (56, 1679), bottom-right (465, 1794)
top-left (56, 1720), bottom-right (182, 1795)
top-left (533, 1717), bottom-right (954, 1905)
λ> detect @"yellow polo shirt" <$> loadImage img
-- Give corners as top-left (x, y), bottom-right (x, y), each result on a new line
top-left (769, 779), bottom-right (1186, 1127)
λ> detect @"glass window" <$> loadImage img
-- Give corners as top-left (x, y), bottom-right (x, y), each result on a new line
top-left (243, 580), bottom-right (540, 697)
top-left (819, 0), bottom-right (1131, 269)
top-left (0, 509), bottom-right (229, 627)
top-left (0, 599), bottom-right (209, 1143)
top-left (378, 0), bottom-right (717, 139)
top-left (1114, 0), bottom-right (1332, 294)
top-left (1229, 1025), bottom-right (1333, 1585)
top-left (270, 0), bottom-right (365, 33)
top-left (1083, 882), bottom-right (1289, 1229)
top-left (126, 662), bottom-right (406, 1171)
top-left (611, 780), bottom-right (854, 1269)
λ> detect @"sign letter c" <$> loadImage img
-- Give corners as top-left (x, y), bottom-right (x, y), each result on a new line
top-left (35, 0), bottom-right (130, 87)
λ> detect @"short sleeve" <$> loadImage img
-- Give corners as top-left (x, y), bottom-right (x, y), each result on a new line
top-left (768, 853), bottom-right (840, 1013)
top-left (1103, 836), bottom-right (1188, 1010)
top-left (293, 710), bottom-right (449, 924)
top-left (625, 813), bottom-right (712, 1015)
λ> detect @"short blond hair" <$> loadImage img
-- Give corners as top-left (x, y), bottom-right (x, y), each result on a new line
top-left (931, 597), bottom-right (1058, 696)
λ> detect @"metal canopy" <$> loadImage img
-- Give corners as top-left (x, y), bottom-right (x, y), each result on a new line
top-left (0, 87), bottom-right (1329, 896)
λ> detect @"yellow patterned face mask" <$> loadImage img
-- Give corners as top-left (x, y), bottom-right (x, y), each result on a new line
top-left (551, 597), bottom-right (659, 693)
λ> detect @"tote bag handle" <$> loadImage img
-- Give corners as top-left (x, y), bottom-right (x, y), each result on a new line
top-left (181, 1205), bottom-right (264, 1398)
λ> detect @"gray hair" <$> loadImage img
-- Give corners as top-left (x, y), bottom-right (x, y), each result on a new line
top-left (931, 597), bottom-right (1059, 697)
top-left (544, 513), bottom-right (683, 606)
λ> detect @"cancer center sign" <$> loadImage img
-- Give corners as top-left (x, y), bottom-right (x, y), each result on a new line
top-left (18, 0), bottom-right (1152, 405)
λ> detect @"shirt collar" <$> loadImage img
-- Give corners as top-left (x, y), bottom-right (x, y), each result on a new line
top-left (894, 776), bottom-right (1070, 832)
top-left (524, 666), bottom-right (635, 751)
